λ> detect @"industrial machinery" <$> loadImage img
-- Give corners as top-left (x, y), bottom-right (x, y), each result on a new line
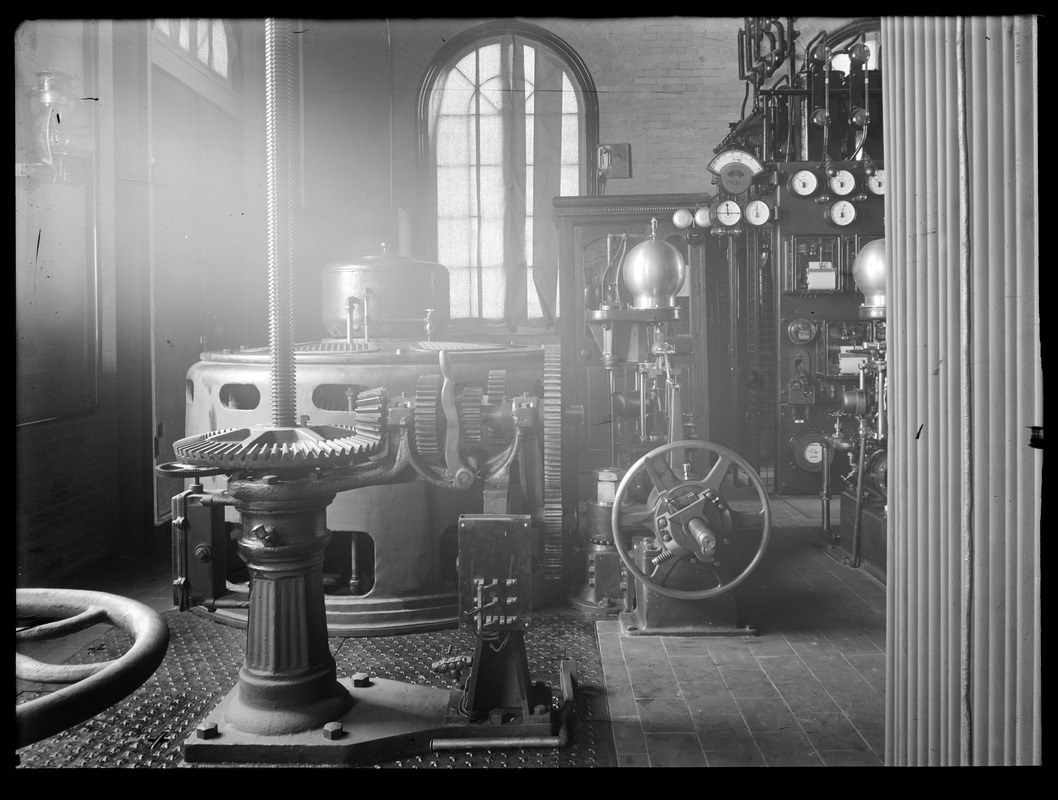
top-left (167, 247), bottom-right (566, 636)
top-left (695, 18), bottom-right (885, 501)
top-left (155, 19), bottom-right (573, 765)
top-left (570, 216), bottom-right (772, 634)
top-left (821, 238), bottom-right (888, 582)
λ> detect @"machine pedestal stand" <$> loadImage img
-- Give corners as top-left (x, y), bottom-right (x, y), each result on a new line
top-left (619, 539), bottom-right (756, 637)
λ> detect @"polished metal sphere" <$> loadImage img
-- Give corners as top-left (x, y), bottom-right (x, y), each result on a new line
top-left (622, 234), bottom-right (686, 309)
top-left (852, 238), bottom-right (887, 318)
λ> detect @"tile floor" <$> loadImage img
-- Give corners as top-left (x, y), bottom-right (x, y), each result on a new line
top-left (593, 495), bottom-right (888, 767)
top-left (17, 495), bottom-right (888, 768)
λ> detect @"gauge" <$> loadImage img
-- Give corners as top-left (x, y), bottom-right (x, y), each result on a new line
top-left (827, 169), bottom-right (856, 196)
top-left (866, 169), bottom-right (887, 196)
top-left (712, 199), bottom-right (742, 227)
top-left (672, 208), bottom-right (694, 230)
top-left (788, 318), bottom-right (817, 344)
top-left (826, 199), bottom-right (857, 226)
top-left (788, 169), bottom-right (819, 197)
top-left (707, 149), bottom-right (764, 195)
top-left (745, 199), bottom-right (772, 226)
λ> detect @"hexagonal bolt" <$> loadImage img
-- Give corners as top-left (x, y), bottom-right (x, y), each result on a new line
top-left (322, 721), bottom-right (345, 740)
top-left (196, 722), bottom-right (219, 740)
top-left (352, 672), bottom-right (372, 688)
top-left (193, 544), bottom-right (212, 562)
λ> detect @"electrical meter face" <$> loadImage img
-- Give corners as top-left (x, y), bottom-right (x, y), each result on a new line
top-left (828, 169), bottom-right (856, 196)
top-left (789, 169), bottom-right (819, 196)
top-left (827, 199), bottom-right (857, 226)
top-left (714, 200), bottom-right (742, 227)
top-left (788, 318), bottom-right (817, 344)
top-left (866, 170), bottom-right (887, 196)
top-left (745, 199), bottom-right (771, 226)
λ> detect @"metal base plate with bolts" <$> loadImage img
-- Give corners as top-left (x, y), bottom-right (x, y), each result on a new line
top-left (183, 676), bottom-right (452, 766)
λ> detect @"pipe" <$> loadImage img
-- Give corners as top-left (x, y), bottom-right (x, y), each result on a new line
top-left (850, 416), bottom-right (868, 568)
top-left (429, 701), bottom-right (572, 751)
top-left (821, 421), bottom-right (833, 537)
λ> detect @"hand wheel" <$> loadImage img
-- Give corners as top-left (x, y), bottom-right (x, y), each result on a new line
top-left (611, 439), bottom-right (772, 600)
top-left (16, 588), bottom-right (170, 749)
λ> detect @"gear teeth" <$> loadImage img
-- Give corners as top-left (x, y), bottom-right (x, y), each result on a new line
top-left (542, 345), bottom-right (564, 581)
top-left (459, 386), bottom-right (484, 444)
top-left (353, 387), bottom-right (386, 446)
top-left (414, 374), bottom-right (442, 457)
top-left (172, 422), bottom-right (381, 469)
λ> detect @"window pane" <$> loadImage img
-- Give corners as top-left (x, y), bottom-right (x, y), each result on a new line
top-left (562, 73), bottom-right (579, 113)
top-left (178, 20), bottom-right (189, 50)
top-left (477, 43), bottom-right (501, 83)
top-left (438, 217), bottom-right (471, 267)
top-left (480, 265), bottom-right (505, 318)
top-left (449, 266), bottom-right (476, 319)
top-left (561, 113), bottom-right (579, 164)
top-left (479, 74), bottom-right (504, 114)
top-left (479, 217), bottom-right (504, 267)
top-left (525, 214), bottom-right (534, 265)
top-left (196, 20), bottom-right (210, 63)
top-left (437, 166), bottom-right (472, 218)
top-left (477, 113), bottom-right (503, 166)
top-left (435, 116), bottom-right (475, 166)
top-left (478, 165), bottom-right (504, 221)
top-left (212, 20), bottom-right (229, 78)
top-left (560, 164), bottom-right (579, 197)
top-left (155, 19), bottom-right (170, 35)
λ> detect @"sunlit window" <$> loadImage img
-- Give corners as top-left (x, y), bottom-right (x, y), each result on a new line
top-left (154, 19), bottom-right (233, 79)
top-left (424, 30), bottom-right (591, 325)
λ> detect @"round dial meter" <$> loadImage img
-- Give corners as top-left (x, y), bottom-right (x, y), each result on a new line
top-left (788, 318), bottom-right (817, 344)
top-left (712, 199), bottom-right (742, 227)
top-left (827, 199), bottom-right (857, 226)
top-left (866, 170), bottom-right (887, 196)
top-left (788, 169), bottom-right (819, 197)
top-left (828, 169), bottom-right (856, 196)
top-left (745, 199), bottom-right (772, 226)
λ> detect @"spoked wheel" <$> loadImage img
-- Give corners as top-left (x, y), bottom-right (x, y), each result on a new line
top-left (16, 588), bottom-right (170, 749)
top-left (611, 440), bottom-right (772, 601)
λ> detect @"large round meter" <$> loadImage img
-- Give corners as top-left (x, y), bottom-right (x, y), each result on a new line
top-left (827, 199), bottom-right (857, 226)
top-left (788, 430), bottom-right (833, 473)
top-left (866, 170), bottom-right (887, 196)
top-left (711, 199), bottom-right (742, 227)
top-left (745, 199), bottom-right (772, 226)
top-left (788, 169), bottom-right (819, 197)
top-left (787, 318), bottom-right (817, 344)
top-left (827, 168), bottom-right (856, 196)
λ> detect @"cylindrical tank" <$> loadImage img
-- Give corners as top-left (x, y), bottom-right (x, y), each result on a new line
top-left (852, 238), bottom-right (886, 318)
top-left (621, 222), bottom-right (687, 309)
top-left (321, 251), bottom-right (450, 339)
top-left (185, 340), bottom-right (547, 636)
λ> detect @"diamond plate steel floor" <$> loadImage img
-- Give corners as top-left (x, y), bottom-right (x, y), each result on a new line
top-left (16, 604), bottom-right (616, 769)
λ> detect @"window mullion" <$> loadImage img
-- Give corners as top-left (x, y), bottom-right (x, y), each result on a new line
top-left (474, 49), bottom-right (482, 319)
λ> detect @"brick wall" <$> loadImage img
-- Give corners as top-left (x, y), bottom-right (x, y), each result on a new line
top-left (299, 16), bottom-right (849, 271)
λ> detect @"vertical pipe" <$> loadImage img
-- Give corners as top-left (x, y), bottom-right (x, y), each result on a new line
top-left (264, 18), bottom-right (298, 428)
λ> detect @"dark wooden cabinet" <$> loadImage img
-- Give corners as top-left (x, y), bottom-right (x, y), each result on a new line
top-left (552, 193), bottom-right (735, 496)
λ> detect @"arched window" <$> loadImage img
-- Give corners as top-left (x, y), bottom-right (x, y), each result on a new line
top-left (419, 23), bottom-right (598, 327)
